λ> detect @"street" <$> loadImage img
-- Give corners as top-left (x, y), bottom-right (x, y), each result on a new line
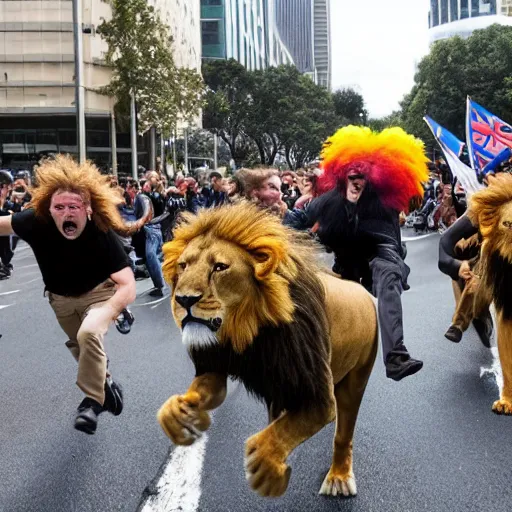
top-left (0, 233), bottom-right (510, 512)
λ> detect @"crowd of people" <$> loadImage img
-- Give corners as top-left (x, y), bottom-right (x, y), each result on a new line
top-left (2, 123), bottom-right (509, 435)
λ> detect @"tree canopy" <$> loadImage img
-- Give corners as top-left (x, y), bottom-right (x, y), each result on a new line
top-left (202, 60), bottom-right (343, 169)
top-left (399, 24), bottom-right (512, 142)
top-left (332, 88), bottom-right (368, 126)
top-left (98, 0), bottom-right (204, 136)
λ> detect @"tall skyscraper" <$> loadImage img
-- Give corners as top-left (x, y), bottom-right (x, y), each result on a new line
top-left (429, 0), bottom-right (512, 44)
top-left (200, 0), bottom-right (293, 70)
top-left (267, 0), bottom-right (331, 88)
top-left (200, 0), bottom-right (331, 88)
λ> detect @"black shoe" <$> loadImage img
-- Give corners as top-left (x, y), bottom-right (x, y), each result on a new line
top-left (473, 316), bottom-right (493, 348)
top-left (115, 309), bottom-right (135, 335)
top-left (444, 325), bottom-right (463, 343)
top-left (386, 355), bottom-right (423, 381)
top-left (74, 398), bottom-right (104, 435)
top-left (148, 287), bottom-right (164, 298)
top-left (104, 377), bottom-right (124, 416)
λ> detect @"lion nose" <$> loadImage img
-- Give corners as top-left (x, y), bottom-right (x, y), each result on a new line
top-left (175, 294), bottom-right (203, 309)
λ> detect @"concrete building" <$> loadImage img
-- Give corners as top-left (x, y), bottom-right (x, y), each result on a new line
top-left (0, 0), bottom-right (201, 174)
top-left (200, 0), bottom-right (293, 70)
top-left (429, 0), bottom-right (512, 44)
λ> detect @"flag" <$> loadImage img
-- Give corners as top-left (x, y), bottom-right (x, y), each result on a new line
top-left (466, 97), bottom-right (512, 172)
top-left (424, 116), bottom-right (483, 196)
top-left (424, 115), bottom-right (464, 158)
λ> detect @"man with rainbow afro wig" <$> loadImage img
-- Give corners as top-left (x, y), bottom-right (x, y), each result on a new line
top-left (285, 126), bottom-right (429, 381)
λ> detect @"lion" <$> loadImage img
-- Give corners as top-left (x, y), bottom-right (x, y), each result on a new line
top-left (469, 173), bottom-right (512, 415)
top-left (156, 202), bottom-right (378, 498)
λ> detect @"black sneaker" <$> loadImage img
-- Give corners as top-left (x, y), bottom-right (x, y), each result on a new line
top-left (104, 377), bottom-right (124, 416)
top-left (444, 325), bottom-right (463, 343)
top-left (115, 309), bottom-right (135, 335)
top-left (74, 397), bottom-right (104, 435)
top-left (148, 287), bottom-right (164, 298)
top-left (386, 355), bottom-right (423, 381)
top-left (473, 314), bottom-right (493, 348)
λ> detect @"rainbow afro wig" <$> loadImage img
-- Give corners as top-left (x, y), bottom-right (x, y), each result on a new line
top-left (319, 125), bottom-right (430, 212)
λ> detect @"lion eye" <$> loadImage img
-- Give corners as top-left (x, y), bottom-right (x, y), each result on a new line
top-left (213, 262), bottom-right (229, 272)
top-left (178, 262), bottom-right (187, 270)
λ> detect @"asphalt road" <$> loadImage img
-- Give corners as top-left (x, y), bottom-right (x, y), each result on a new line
top-left (0, 233), bottom-right (510, 512)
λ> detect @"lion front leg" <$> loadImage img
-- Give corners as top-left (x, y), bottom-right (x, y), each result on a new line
top-left (493, 312), bottom-right (512, 415)
top-left (319, 362), bottom-right (374, 498)
top-left (244, 401), bottom-right (335, 497)
top-left (158, 373), bottom-right (227, 445)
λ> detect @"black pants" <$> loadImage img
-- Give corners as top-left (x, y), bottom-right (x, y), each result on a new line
top-left (0, 236), bottom-right (13, 266)
top-left (370, 252), bottom-right (411, 363)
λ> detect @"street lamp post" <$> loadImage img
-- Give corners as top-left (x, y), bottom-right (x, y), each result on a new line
top-left (130, 91), bottom-right (138, 180)
top-left (72, 0), bottom-right (86, 163)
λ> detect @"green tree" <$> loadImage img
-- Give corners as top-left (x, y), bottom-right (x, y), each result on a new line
top-left (400, 24), bottom-right (512, 142)
top-left (368, 110), bottom-right (404, 132)
top-left (332, 88), bottom-right (368, 126)
top-left (98, 0), bottom-right (204, 136)
top-left (202, 59), bottom-right (258, 166)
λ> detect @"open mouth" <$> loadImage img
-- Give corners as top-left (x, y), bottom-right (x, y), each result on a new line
top-left (63, 220), bottom-right (78, 236)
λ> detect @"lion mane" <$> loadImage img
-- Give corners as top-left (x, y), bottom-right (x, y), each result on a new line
top-left (162, 203), bottom-right (333, 415)
top-left (29, 154), bottom-right (134, 236)
top-left (469, 173), bottom-right (512, 320)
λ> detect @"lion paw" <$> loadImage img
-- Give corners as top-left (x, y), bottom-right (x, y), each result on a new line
top-left (319, 470), bottom-right (357, 497)
top-left (492, 398), bottom-right (512, 415)
top-left (244, 433), bottom-right (291, 497)
top-left (157, 393), bottom-right (211, 446)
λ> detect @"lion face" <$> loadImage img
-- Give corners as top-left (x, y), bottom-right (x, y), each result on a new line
top-left (172, 235), bottom-right (262, 350)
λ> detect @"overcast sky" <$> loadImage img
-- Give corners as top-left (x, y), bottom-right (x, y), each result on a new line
top-left (331, 0), bottom-right (431, 119)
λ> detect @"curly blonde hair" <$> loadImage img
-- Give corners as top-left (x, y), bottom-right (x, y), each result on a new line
top-left (30, 155), bottom-right (132, 235)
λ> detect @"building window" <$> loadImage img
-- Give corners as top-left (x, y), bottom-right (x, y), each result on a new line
top-left (461, 0), bottom-right (469, 18)
top-left (450, 0), bottom-right (459, 21)
top-left (201, 0), bottom-right (222, 5)
top-left (441, 0), bottom-right (449, 24)
top-left (471, 0), bottom-right (479, 16)
top-left (202, 20), bottom-right (221, 45)
top-left (431, 0), bottom-right (439, 27)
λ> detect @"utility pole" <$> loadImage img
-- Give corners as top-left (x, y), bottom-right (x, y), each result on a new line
top-left (213, 133), bottom-right (218, 170)
top-left (72, 0), bottom-right (86, 163)
top-left (184, 127), bottom-right (189, 174)
top-left (172, 130), bottom-right (177, 174)
top-left (130, 91), bottom-right (138, 180)
top-left (110, 110), bottom-right (118, 176)
top-left (149, 126), bottom-right (157, 170)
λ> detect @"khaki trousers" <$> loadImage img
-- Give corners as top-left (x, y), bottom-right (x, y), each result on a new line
top-left (451, 275), bottom-right (491, 331)
top-left (48, 280), bottom-right (116, 405)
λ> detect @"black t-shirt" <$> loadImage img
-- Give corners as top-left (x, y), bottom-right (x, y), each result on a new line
top-left (11, 209), bottom-right (130, 296)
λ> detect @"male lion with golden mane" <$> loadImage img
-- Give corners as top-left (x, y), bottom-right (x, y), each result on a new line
top-left (470, 173), bottom-right (512, 415)
top-left (157, 202), bottom-right (378, 498)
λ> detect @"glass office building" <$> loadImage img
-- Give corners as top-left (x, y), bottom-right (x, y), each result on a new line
top-left (428, 0), bottom-right (512, 44)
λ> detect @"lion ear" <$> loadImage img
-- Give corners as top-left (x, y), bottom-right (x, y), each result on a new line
top-left (251, 244), bottom-right (281, 281)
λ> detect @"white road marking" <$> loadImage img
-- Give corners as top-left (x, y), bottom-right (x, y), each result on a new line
top-left (0, 305), bottom-right (13, 311)
top-left (17, 263), bottom-right (39, 269)
top-left (133, 296), bottom-right (169, 307)
top-left (18, 277), bottom-right (42, 286)
top-left (140, 434), bottom-right (208, 512)
top-left (402, 233), bottom-right (438, 242)
top-left (0, 290), bottom-right (20, 297)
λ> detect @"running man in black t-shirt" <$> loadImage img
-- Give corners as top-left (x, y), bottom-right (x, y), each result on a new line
top-left (0, 155), bottom-right (142, 435)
